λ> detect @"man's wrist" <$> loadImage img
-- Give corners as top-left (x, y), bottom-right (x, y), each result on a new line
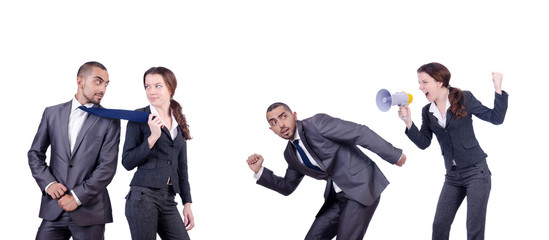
top-left (71, 190), bottom-right (82, 206)
top-left (45, 181), bottom-right (56, 193)
top-left (253, 166), bottom-right (264, 180)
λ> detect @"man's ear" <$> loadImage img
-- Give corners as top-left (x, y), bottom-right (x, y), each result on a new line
top-left (77, 76), bottom-right (84, 89)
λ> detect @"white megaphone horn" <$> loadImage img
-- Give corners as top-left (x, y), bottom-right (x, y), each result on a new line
top-left (376, 89), bottom-right (413, 120)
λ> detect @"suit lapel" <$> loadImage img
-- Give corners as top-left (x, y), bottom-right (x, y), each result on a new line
top-left (445, 109), bottom-right (455, 128)
top-left (285, 142), bottom-right (324, 178)
top-left (71, 106), bottom-right (100, 157)
top-left (161, 126), bottom-right (173, 141)
top-left (298, 121), bottom-right (326, 170)
top-left (427, 111), bottom-right (445, 130)
top-left (282, 121), bottom-right (327, 179)
top-left (60, 101), bottom-right (72, 159)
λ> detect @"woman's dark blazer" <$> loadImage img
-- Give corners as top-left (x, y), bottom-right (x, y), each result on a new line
top-left (122, 106), bottom-right (192, 204)
top-left (405, 91), bottom-right (508, 170)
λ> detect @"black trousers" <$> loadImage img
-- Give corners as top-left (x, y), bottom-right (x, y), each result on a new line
top-left (432, 161), bottom-right (491, 240)
top-left (125, 185), bottom-right (190, 240)
top-left (305, 192), bottom-right (380, 240)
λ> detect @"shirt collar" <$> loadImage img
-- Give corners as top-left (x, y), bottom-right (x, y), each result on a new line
top-left (429, 92), bottom-right (451, 114)
top-left (292, 125), bottom-right (301, 144)
top-left (429, 92), bottom-right (451, 126)
top-left (149, 105), bottom-right (179, 131)
top-left (71, 97), bottom-right (94, 112)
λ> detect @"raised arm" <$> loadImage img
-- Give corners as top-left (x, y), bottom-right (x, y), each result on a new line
top-left (247, 153), bottom-right (304, 196)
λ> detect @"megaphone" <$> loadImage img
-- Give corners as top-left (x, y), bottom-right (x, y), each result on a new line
top-left (376, 89), bottom-right (413, 119)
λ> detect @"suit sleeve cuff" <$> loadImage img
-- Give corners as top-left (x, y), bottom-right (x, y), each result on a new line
top-left (396, 153), bottom-right (404, 164)
top-left (253, 166), bottom-right (265, 180)
top-left (71, 190), bottom-right (82, 206)
top-left (45, 181), bottom-right (56, 193)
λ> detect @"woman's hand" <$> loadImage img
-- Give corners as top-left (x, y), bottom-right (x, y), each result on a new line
top-left (147, 114), bottom-right (163, 148)
top-left (398, 105), bottom-right (413, 130)
top-left (492, 72), bottom-right (503, 95)
top-left (183, 203), bottom-right (195, 231)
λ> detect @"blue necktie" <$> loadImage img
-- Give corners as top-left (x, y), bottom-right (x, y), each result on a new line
top-left (78, 106), bottom-right (149, 123)
top-left (294, 139), bottom-right (322, 172)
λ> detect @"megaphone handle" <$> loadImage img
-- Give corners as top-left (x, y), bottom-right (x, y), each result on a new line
top-left (398, 103), bottom-right (408, 121)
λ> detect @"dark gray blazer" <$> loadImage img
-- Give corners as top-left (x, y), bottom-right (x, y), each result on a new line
top-left (122, 106), bottom-right (192, 204)
top-left (405, 91), bottom-right (508, 170)
top-left (28, 100), bottom-right (121, 226)
top-left (258, 113), bottom-right (403, 207)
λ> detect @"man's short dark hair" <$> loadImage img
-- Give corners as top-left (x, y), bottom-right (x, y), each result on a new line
top-left (267, 102), bottom-right (292, 114)
top-left (77, 61), bottom-right (107, 78)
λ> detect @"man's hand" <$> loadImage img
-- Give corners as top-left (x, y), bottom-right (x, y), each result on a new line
top-left (395, 154), bottom-right (407, 167)
top-left (58, 194), bottom-right (79, 212)
top-left (247, 154), bottom-right (264, 174)
top-left (46, 182), bottom-right (67, 200)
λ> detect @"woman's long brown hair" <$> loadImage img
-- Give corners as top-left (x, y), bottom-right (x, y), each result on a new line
top-left (417, 62), bottom-right (467, 119)
top-left (144, 67), bottom-right (192, 140)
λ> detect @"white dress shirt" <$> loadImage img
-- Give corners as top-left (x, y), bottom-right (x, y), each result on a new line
top-left (69, 98), bottom-right (94, 152)
top-left (429, 94), bottom-right (451, 129)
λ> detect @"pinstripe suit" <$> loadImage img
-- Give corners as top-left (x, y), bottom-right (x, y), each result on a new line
top-left (405, 91), bottom-right (508, 240)
top-left (122, 106), bottom-right (191, 240)
top-left (28, 100), bottom-right (120, 239)
top-left (258, 113), bottom-right (403, 239)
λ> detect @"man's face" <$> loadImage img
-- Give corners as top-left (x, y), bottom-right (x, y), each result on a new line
top-left (78, 67), bottom-right (109, 105)
top-left (267, 106), bottom-right (297, 141)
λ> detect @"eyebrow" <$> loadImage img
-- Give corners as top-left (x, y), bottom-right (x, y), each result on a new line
top-left (93, 76), bottom-right (109, 84)
top-left (268, 111), bottom-right (286, 123)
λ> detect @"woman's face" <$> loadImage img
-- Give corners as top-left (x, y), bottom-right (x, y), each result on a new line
top-left (145, 73), bottom-right (172, 108)
top-left (417, 71), bottom-right (444, 102)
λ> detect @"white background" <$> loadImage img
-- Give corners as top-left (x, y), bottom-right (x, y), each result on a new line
top-left (1, 1), bottom-right (547, 239)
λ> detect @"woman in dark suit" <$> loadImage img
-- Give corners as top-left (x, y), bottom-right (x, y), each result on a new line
top-left (398, 62), bottom-right (508, 240)
top-left (122, 67), bottom-right (194, 240)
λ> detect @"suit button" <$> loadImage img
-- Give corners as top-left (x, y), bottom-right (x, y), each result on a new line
top-left (69, 165), bottom-right (73, 168)
top-left (168, 161), bottom-right (172, 165)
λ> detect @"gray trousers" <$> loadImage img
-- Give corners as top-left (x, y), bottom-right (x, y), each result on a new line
top-left (433, 160), bottom-right (491, 240)
top-left (125, 186), bottom-right (190, 240)
top-left (305, 192), bottom-right (380, 240)
top-left (35, 212), bottom-right (105, 240)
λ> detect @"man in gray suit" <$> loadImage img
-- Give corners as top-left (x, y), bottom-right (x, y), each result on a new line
top-left (28, 61), bottom-right (121, 240)
top-left (247, 102), bottom-right (406, 240)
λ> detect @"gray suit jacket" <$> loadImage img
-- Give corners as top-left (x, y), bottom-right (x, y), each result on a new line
top-left (28, 100), bottom-right (121, 226)
top-left (258, 113), bottom-right (402, 207)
